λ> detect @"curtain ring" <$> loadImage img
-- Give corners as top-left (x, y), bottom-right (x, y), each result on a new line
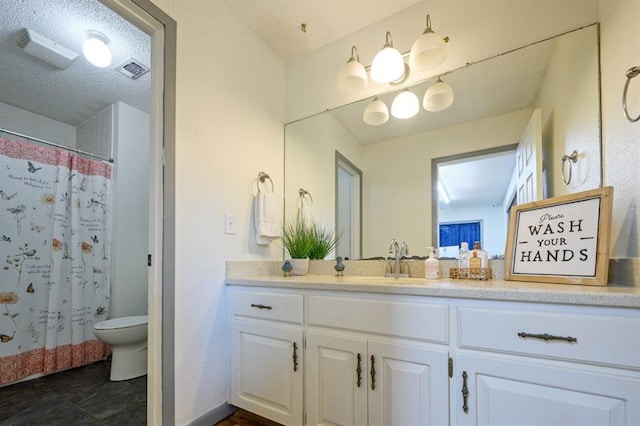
top-left (623, 66), bottom-right (640, 123)
top-left (561, 150), bottom-right (578, 186)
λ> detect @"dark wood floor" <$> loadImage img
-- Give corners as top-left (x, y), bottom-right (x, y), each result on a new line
top-left (215, 408), bottom-right (281, 426)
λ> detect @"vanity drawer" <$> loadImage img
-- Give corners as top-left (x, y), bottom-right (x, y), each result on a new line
top-left (308, 294), bottom-right (449, 343)
top-left (458, 306), bottom-right (640, 369)
top-left (230, 289), bottom-right (303, 324)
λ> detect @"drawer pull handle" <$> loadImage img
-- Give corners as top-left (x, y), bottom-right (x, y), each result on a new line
top-left (461, 371), bottom-right (469, 413)
top-left (518, 332), bottom-right (577, 343)
top-left (292, 342), bottom-right (298, 372)
top-left (250, 303), bottom-right (272, 310)
top-left (356, 353), bottom-right (362, 387)
top-left (370, 355), bottom-right (376, 390)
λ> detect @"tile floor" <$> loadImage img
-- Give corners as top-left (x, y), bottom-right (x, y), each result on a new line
top-left (0, 359), bottom-right (146, 425)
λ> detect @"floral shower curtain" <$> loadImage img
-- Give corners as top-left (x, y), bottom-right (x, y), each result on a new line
top-left (0, 137), bottom-right (111, 385)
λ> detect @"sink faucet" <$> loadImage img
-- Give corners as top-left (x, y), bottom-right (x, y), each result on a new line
top-left (388, 239), bottom-right (409, 278)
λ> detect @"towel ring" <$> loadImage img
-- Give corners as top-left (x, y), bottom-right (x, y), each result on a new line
top-left (257, 171), bottom-right (274, 192)
top-left (561, 150), bottom-right (578, 186)
top-left (623, 66), bottom-right (640, 123)
top-left (299, 188), bottom-right (313, 205)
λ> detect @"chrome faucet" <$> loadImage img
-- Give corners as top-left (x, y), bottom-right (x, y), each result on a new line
top-left (388, 239), bottom-right (409, 278)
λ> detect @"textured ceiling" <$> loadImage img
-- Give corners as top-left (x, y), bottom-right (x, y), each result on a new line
top-left (222, 0), bottom-right (425, 62)
top-left (0, 0), bottom-right (150, 127)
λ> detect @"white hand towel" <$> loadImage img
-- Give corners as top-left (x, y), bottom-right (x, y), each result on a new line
top-left (254, 192), bottom-right (280, 245)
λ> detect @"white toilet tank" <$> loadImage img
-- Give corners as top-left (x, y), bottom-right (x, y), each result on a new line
top-left (94, 315), bottom-right (148, 330)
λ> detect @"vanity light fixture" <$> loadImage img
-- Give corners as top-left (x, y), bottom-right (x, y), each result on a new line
top-left (391, 89), bottom-right (419, 119)
top-left (82, 30), bottom-right (112, 68)
top-left (409, 14), bottom-right (448, 72)
top-left (362, 97), bottom-right (389, 126)
top-left (423, 77), bottom-right (454, 112)
top-left (337, 46), bottom-right (368, 92)
top-left (370, 31), bottom-right (406, 84)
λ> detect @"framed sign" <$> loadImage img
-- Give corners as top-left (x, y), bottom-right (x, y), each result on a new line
top-left (505, 187), bottom-right (613, 286)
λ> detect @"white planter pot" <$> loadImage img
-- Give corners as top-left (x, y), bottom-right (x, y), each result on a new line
top-left (289, 258), bottom-right (309, 276)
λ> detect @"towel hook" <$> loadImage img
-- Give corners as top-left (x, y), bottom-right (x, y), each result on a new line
top-left (299, 188), bottom-right (313, 205)
top-left (623, 66), bottom-right (640, 123)
top-left (257, 171), bottom-right (274, 192)
top-left (561, 150), bottom-right (578, 185)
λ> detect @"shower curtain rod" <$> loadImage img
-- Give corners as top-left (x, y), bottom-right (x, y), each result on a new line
top-left (0, 127), bottom-right (114, 163)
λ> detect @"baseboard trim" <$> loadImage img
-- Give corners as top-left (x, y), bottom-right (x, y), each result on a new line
top-left (188, 402), bottom-right (235, 426)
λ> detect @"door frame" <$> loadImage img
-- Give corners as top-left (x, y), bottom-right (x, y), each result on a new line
top-left (99, 1), bottom-right (176, 424)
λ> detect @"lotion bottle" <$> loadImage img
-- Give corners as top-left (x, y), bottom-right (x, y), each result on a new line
top-left (459, 242), bottom-right (470, 269)
top-left (472, 241), bottom-right (489, 268)
top-left (424, 247), bottom-right (440, 279)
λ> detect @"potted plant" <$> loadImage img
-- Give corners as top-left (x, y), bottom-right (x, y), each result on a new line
top-left (281, 220), bottom-right (314, 275)
top-left (308, 223), bottom-right (341, 260)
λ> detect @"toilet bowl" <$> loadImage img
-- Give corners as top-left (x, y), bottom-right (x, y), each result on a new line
top-left (93, 315), bottom-right (148, 381)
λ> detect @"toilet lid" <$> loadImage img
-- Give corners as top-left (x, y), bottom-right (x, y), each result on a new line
top-left (94, 315), bottom-right (148, 330)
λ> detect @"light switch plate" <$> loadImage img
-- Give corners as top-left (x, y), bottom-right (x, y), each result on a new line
top-left (224, 213), bottom-right (236, 235)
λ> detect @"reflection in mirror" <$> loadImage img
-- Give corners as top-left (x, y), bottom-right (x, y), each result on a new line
top-left (284, 24), bottom-right (601, 259)
top-left (335, 151), bottom-right (362, 259)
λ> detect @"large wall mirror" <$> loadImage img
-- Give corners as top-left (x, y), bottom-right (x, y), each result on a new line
top-left (284, 24), bottom-right (601, 259)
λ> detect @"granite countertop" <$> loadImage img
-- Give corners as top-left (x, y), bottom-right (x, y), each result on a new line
top-left (226, 261), bottom-right (640, 309)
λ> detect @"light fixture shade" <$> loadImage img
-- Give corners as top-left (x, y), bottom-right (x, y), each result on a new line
top-left (370, 32), bottom-right (405, 84)
top-left (337, 46), bottom-right (368, 92)
top-left (82, 31), bottom-right (112, 68)
top-left (391, 89), bottom-right (419, 119)
top-left (363, 97), bottom-right (389, 126)
top-left (423, 79), bottom-right (454, 112)
top-left (409, 15), bottom-right (447, 72)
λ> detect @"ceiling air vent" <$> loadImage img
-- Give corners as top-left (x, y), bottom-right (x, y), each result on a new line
top-left (16, 28), bottom-right (78, 69)
top-left (115, 58), bottom-right (150, 80)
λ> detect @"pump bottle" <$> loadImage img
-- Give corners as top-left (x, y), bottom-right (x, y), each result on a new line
top-left (424, 247), bottom-right (440, 279)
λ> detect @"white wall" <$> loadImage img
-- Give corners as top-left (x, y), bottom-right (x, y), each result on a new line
top-left (536, 25), bottom-right (601, 197)
top-left (148, 0), bottom-right (286, 424)
top-left (284, 112), bottom-right (363, 233)
top-left (111, 102), bottom-right (150, 317)
top-left (0, 101), bottom-right (76, 146)
top-left (599, 0), bottom-right (640, 259)
top-left (362, 108), bottom-right (532, 258)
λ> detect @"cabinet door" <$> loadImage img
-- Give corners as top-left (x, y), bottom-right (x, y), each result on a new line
top-left (455, 353), bottom-right (640, 426)
top-left (367, 340), bottom-right (449, 426)
top-left (231, 320), bottom-right (303, 425)
top-left (306, 331), bottom-right (368, 426)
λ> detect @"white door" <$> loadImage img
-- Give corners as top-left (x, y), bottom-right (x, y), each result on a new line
top-left (515, 108), bottom-right (543, 204)
top-left (306, 331), bottom-right (368, 426)
top-left (367, 341), bottom-right (449, 426)
top-left (336, 152), bottom-right (362, 259)
top-left (455, 354), bottom-right (640, 426)
top-left (231, 320), bottom-right (303, 425)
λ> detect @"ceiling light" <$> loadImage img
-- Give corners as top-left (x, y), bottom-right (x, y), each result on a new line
top-left (363, 97), bottom-right (389, 126)
top-left (337, 45), bottom-right (368, 92)
top-left (82, 31), bottom-right (112, 68)
top-left (370, 32), bottom-right (405, 84)
top-left (391, 89), bottom-right (419, 119)
top-left (423, 78), bottom-right (454, 112)
top-left (410, 14), bottom-right (448, 72)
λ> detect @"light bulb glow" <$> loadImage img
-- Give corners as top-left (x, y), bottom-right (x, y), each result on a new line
top-left (363, 98), bottom-right (389, 126)
top-left (370, 32), bottom-right (405, 83)
top-left (82, 32), bottom-right (112, 68)
top-left (423, 79), bottom-right (454, 112)
top-left (391, 90), bottom-right (419, 119)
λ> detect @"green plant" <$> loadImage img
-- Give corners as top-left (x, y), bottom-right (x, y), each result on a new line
top-left (281, 220), bottom-right (315, 259)
top-left (308, 223), bottom-right (342, 260)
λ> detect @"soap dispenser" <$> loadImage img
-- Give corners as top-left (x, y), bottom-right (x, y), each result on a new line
top-left (424, 247), bottom-right (440, 279)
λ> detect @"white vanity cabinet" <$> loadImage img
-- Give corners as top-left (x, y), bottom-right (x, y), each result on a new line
top-left (452, 301), bottom-right (640, 426)
top-left (229, 289), bottom-right (304, 425)
top-left (227, 284), bottom-right (640, 426)
top-left (305, 293), bottom-right (450, 426)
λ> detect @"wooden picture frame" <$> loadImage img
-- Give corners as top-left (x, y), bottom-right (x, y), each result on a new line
top-left (504, 187), bottom-right (613, 286)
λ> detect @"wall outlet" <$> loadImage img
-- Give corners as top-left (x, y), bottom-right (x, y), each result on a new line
top-left (224, 213), bottom-right (236, 235)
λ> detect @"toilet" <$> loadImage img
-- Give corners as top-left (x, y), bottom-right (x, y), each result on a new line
top-left (93, 315), bottom-right (148, 381)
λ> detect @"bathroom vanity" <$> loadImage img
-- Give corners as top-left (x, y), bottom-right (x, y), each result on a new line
top-left (226, 265), bottom-right (640, 426)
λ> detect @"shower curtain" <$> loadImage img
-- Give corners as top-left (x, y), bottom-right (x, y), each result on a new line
top-left (0, 137), bottom-right (111, 385)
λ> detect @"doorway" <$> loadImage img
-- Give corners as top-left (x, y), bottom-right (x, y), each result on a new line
top-left (335, 151), bottom-right (362, 259)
